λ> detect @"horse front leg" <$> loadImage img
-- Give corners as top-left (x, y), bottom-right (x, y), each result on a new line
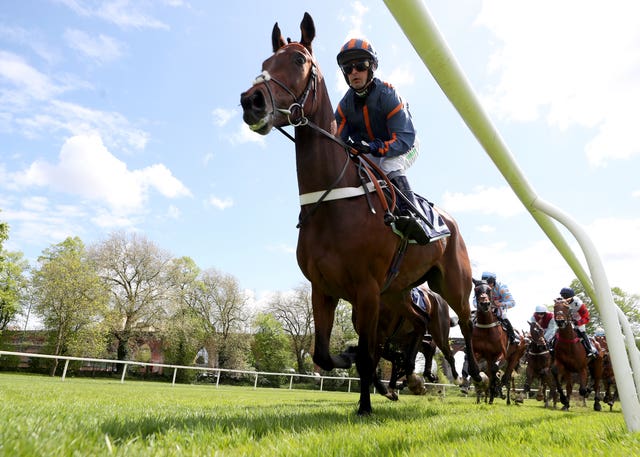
top-left (310, 290), bottom-right (347, 370)
top-left (353, 289), bottom-right (381, 416)
top-left (551, 365), bottom-right (569, 410)
top-left (459, 318), bottom-right (482, 382)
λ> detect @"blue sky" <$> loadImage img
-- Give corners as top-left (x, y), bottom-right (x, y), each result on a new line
top-left (1, 0), bottom-right (639, 332)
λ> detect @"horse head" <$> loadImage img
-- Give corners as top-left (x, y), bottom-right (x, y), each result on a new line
top-left (240, 12), bottom-right (321, 135)
top-left (473, 279), bottom-right (492, 313)
top-left (553, 297), bottom-right (571, 329)
top-left (528, 320), bottom-right (547, 350)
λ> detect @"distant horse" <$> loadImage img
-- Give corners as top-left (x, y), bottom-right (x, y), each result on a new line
top-left (381, 285), bottom-right (461, 397)
top-left (240, 13), bottom-right (479, 415)
top-left (471, 279), bottom-right (526, 405)
top-left (523, 320), bottom-right (556, 408)
top-left (595, 333), bottom-right (617, 411)
top-left (552, 298), bottom-right (603, 411)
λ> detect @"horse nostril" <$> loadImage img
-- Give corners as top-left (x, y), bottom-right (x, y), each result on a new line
top-left (240, 90), bottom-right (266, 112)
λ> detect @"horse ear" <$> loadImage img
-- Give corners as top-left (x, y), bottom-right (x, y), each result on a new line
top-left (300, 12), bottom-right (315, 51)
top-left (472, 278), bottom-right (481, 286)
top-left (272, 22), bottom-right (286, 52)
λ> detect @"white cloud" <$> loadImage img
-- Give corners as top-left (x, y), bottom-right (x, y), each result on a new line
top-left (476, 0), bottom-right (640, 167)
top-left (206, 195), bottom-right (233, 210)
top-left (17, 100), bottom-right (149, 151)
top-left (0, 51), bottom-right (64, 101)
top-left (8, 133), bottom-right (190, 214)
top-left (385, 65), bottom-right (415, 91)
top-left (166, 205), bottom-right (181, 219)
top-left (442, 185), bottom-right (524, 217)
top-left (0, 25), bottom-right (59, 64)
top-left (202, 152), bottom-right (214, 165)
top-left (212, 108), bottom-right (236, 127)
top-left (476, 224), bottom-right (495, 233)
top-left (266, 242), bottom-right (296, 255)
top-left (59, 0), bottom-right (170, 29)
top-left (231, 123), bottom-right (266, 146)
top-left (64, 29), bottom-right (124, 63)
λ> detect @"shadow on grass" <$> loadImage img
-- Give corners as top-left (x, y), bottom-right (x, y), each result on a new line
top-left (98, 396), bottom-right (441, 444)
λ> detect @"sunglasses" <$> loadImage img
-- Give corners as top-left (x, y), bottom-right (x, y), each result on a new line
top-left (341, 60), bottom-right (371, 74)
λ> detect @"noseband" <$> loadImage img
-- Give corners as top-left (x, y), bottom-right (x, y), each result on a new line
top-left (251, 46), bottom-right (317, 128)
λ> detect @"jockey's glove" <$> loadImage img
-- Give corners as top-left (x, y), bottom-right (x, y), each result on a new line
top-left (346, 139), bottom-right (370, 156)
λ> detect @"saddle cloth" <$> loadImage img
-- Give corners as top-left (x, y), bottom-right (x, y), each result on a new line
top-left (392, 194), bottom-right (451, 243)
top-left (411, 287), bottom-right (428, 314)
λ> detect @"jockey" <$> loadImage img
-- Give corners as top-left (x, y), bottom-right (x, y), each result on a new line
top-left (335, 39), bottom-right (430, 245)
top-left (481, 271), bottom-right (520, 344)
top-left (529, 304), bottom-right (557, 345)
top-left (559, 287), bottom-right (598, 358)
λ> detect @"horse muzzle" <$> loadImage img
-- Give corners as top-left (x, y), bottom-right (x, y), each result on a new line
top-left (476, 298), bottom-right (490, 312)
top-left (240, 88), bottom-right (274, 135)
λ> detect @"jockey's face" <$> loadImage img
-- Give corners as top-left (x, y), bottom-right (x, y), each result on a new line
top-left (344, 60), bottom-right (370, 91)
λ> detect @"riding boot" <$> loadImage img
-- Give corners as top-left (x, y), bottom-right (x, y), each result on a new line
top-left (501, 317), bottom-right (520, 345)
top-left (577, 329), bottom-right (597, 358)
top-left (390, 174), bottom-right (430, 245)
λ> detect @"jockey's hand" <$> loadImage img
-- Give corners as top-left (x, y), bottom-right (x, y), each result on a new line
top-left (346, 139), bottom-right (370, 156)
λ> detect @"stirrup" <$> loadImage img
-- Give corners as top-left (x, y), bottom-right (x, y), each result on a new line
top-left (394, 215), bottom-right (430, 245)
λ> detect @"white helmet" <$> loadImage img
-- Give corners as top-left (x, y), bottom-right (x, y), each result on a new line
top-left (595, 327), bottom-right (605, 337)
top-left (535, 305), bottom-right (547, 313)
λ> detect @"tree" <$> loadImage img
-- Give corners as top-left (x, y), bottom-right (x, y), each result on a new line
top-left (268, 282), bottom-right (314, 373)
top-left (0, 250), bottom-right (29, 330)
top-left (569, 278), bottom-right (640, 336)
top-left (251, 312), bottom-right (293, 375)
top-left (329, 299), bottom-right (357, 353)
top-left (89, 231), bottom-right (173, 362)
top-left (162, 305), bottom-right (209, 382)
top-left (0, 217), bottom-right (29, 330)
top-left (31, 237), bottom-right (109, 374)
top-left (189, 268), bottom-right (250, 370)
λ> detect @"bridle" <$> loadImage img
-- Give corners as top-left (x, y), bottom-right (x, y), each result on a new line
top-left (251, 58), bottom-right (317, 131)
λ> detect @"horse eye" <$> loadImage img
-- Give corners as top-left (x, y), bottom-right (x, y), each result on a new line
top-left (295, 54), bottom-right (306, 66)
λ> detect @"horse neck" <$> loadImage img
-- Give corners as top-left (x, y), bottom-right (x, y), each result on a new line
top-left (556, 321), bottom-right (577, 340)
top-left (294, 82), bottom-right (357, 194)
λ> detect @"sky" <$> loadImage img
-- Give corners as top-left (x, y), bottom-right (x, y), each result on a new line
top-left (1, 0), bottom-right (639, 333)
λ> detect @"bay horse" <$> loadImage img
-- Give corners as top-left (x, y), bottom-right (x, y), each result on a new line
top-left (523, 320), bottom-right (556, 408)
top-left (471, 279), bottom-right (526, 405)
top-left (594, 333), bottom-right (617, 411)
top-left (552, 298), bottom-right (603, 411)
top-left (239, 12), bottom-right (479, 415)
top-left (382, 284), bottom-right (461, 397)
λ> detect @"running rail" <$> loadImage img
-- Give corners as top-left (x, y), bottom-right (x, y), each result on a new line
top-left (384, 0), bottom-right (640, 431)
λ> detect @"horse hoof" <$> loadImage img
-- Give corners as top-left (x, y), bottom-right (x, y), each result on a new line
top-left (594, 402), bottom-right (602, 412)
top-left (384, 392), bottom-right (399, 401)
top-left (357, 408), bottom-right (372, 416)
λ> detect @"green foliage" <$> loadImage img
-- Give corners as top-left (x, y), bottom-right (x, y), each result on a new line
top-left (31, 237), bottom-right (110, 365)
top-left (570, 279), bottom-right (640, 336)
top-left (1, 373), bottom-right (639, 456)
top-left (251, 313), bottom-right (294, 379)
top-left (0, 217), bottom-right (29, 330)
top-left (162, 306), bottom-right (208, 383)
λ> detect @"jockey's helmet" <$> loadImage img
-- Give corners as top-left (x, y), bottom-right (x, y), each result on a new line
top-left (559, 287), bottom-right (575, 299)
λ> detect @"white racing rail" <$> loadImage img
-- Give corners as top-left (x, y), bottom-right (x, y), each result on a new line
top-left (383, 0), bottom-right (640, 431)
